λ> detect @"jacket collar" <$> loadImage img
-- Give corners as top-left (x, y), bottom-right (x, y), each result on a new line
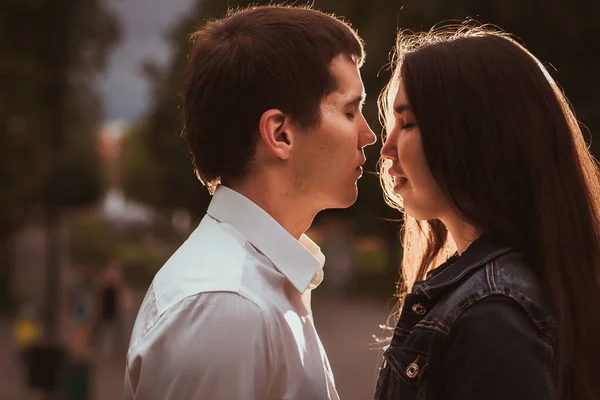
top-left (413, 233), bottom-right (515, 300)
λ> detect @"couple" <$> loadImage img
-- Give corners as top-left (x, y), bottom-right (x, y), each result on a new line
top-left (125, 5), bottom-right (600, 400)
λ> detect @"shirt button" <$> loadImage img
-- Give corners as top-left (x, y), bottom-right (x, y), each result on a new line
top-left (412, 303), bottom-right (426, 315)
top-left (406, 362), bottom-right (419, 378)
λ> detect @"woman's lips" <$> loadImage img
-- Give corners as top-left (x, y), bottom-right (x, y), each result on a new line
top-left (394, 175), bottom-right (408, 190)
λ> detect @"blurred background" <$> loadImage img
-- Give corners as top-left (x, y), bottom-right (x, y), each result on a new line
top-left (1, 0), bottom-right (598, 398)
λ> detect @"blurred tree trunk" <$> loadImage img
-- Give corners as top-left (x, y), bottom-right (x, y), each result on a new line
top-left (0, 235), bottom-right (15, 316)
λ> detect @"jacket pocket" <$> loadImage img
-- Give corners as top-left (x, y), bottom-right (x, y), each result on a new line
top-left (374, 347), bottom-right (428, 400)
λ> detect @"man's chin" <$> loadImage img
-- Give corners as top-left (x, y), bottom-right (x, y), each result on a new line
top-left (334, 188), bottom-right (359, 209)
top-left (315, 186), bottom-right (359, 211)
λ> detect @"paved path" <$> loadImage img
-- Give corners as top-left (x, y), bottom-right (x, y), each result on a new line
top-left (312, 294), bottom-right (393, 400)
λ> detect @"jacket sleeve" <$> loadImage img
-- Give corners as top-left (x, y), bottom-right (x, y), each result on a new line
top-left (442, 296), bottom-right (554, 400)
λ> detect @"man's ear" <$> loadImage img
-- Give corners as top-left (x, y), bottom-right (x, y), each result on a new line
top-left (258, 109), bottom-right (294, 160)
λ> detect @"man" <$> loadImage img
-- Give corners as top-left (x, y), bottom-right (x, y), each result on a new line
top-left (124, 5), bottom-right (375, 399)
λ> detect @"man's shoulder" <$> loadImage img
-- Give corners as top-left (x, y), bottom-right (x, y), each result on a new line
top-left (151, 214), bottom-right (252, 314)
top-left (125, 291), bottom-right (278, 398)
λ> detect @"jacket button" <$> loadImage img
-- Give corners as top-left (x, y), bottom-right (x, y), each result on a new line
top-left (406, 362), bottom-right (419, 378)
top-left (412, 303), bottom-right (426, 315)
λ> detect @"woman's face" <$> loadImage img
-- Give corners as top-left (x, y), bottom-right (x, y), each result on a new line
top-left (380, 81), bottom-right (453, 221)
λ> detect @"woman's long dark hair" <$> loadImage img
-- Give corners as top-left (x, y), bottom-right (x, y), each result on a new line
top-left (379, 23), bottom-right (600, 399)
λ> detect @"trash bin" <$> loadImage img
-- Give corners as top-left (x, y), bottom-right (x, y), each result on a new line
top-left (25, 343), bottom-right (65, 392)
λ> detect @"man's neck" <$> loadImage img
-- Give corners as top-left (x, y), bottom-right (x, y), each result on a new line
top-left (227, 180), bottom-right (316, 240)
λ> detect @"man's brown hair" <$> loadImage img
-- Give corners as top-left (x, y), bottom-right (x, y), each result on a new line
top-left (182, 5), bottom-right (364, 192)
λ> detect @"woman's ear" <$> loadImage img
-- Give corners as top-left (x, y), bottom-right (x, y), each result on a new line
top-left (258, 109), bottom-right (293, 160)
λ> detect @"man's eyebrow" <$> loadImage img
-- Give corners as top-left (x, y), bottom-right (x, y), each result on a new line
top-left (345, 93), bottom-right (366, 107)
top-left (394, 103), bottom-right (413, 114)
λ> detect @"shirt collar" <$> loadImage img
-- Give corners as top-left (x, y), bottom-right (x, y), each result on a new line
top-left (206, 185), bottom-right (325, 293)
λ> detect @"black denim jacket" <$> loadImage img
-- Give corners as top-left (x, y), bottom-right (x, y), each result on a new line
top-left (374, 234), bottom-right (558, 400)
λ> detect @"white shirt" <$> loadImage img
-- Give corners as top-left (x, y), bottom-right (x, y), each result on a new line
top-left (124, 186), bottom-right (338, 400)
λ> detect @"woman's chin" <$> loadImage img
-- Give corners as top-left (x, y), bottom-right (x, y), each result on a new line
top-left (403, 202), bottom-right (434, 222)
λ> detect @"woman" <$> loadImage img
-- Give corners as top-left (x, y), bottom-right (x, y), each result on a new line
top-left (376, 23), bottom-right (600, 399)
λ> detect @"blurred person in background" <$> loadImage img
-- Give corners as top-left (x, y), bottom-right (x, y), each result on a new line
top-left (377, 23), bottom-right (600, 399)
top-left (94, 264), bottom-right (127, 360)
top-left (125, 5), bottom-right (375, 400)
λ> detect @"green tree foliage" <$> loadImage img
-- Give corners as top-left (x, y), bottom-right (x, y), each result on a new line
top-left (120, 119), bottom-right (163, 207)
top-left (0, 0), bottom-right (120, 231)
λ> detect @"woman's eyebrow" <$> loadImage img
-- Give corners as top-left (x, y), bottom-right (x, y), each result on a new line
top-left (394, 103), bottom-right (413, 114)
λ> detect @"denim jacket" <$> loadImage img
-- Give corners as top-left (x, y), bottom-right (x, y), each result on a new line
top-left (374, 234), bottom-right (558, 400)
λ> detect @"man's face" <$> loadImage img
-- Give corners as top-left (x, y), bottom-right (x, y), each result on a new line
top-left (290, 54), bottom-right (376, 210)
